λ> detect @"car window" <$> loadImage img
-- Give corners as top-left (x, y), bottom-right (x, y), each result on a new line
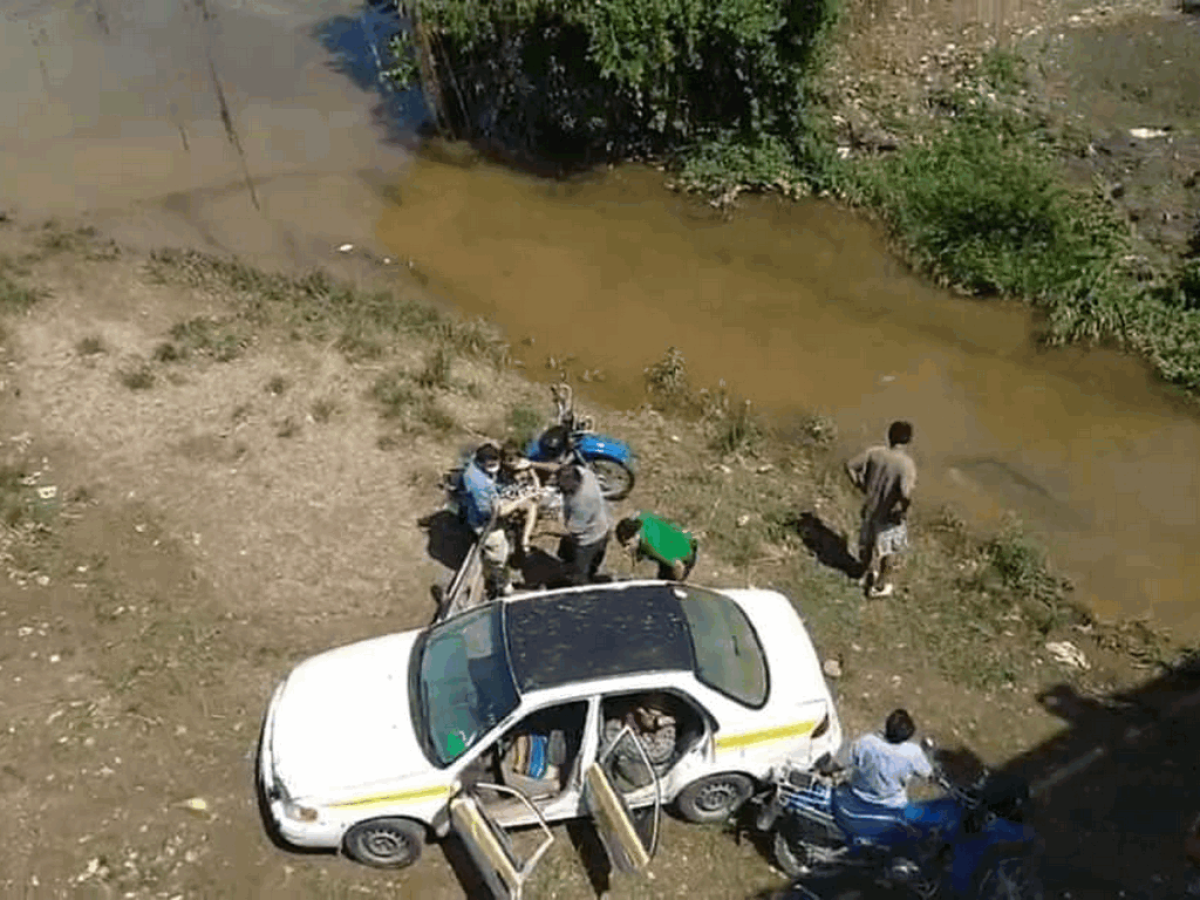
top-left (417, 605), bottom-right (520, 767)
top-left (675, 587), bottom-right (768, 707)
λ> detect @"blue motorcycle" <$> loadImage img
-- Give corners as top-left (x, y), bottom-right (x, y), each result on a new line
top-left (754, 752), bottom-right (1042, 900)
top-left (525, 383), bottom-right (636, 501)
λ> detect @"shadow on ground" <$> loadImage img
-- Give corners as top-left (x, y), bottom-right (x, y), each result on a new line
top-left (795, 511), bottom-right (863, 579)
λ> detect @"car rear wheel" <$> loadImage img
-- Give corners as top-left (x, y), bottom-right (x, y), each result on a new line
top-left (343, 817), bottom-right (425, 869)
top-left (675, 773), bottom-right (754, 823)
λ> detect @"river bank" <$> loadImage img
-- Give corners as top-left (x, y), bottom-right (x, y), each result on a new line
top-left (0, 216), bottom-right (1195, 897)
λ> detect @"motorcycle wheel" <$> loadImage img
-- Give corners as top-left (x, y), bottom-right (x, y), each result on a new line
top-left (975, 856), bottom-right (1043, 900)
top-left (773, 829), bottom-right (813, 879)
top-left (590, 457), bottom-right (635, 501)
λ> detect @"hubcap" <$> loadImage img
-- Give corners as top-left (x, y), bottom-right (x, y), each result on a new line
top-left (698, 780), bottom-right (739, 812)
top-left (364, 829), bottom-right (410, 861)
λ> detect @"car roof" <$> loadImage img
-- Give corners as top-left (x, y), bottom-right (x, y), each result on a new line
top-left (504, 584), bottom-right (696, 693)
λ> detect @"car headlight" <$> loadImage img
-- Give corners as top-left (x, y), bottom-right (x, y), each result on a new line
top-left (283, 801), bottom-right (319, 823)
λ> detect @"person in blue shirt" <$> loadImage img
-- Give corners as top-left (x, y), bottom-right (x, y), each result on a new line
top-left (461, 442), bottom-right (529, 597)
top-left (837, 708), bottom-right (934, 837)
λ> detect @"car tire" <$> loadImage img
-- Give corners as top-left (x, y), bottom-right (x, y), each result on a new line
top-left (343, 817), bottom-right (426, 869)
top-left (675, 772), bottom-right (755, 823)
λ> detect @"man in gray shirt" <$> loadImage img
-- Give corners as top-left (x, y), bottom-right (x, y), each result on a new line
top-left (556, 464), bottom-right (611, 586)
top-left (846, 420), bottom-right (917, 598)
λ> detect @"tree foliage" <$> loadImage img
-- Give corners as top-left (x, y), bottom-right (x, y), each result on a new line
top-left (388, 0), bottom-right (838, 172)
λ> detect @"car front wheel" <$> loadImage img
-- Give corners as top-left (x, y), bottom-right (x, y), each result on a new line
top-left (675, 773), bottom-right (755, 823)
top-left (343, 817), bottom-right (425, 869)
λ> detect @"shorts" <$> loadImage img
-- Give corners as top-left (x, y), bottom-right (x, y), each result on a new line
top-left (860, 519), bottom-right (909, 560)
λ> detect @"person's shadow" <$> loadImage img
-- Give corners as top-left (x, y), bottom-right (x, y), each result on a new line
top-left (420, 509), bottom-right (475, 571)
top-left (796, 512), bottom-right (863, 578)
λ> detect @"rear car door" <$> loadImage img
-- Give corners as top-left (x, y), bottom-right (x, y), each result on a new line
top-left (451, 724), bottom-right (661, 897)
top-left (583, 722), bottom-right (661, 874)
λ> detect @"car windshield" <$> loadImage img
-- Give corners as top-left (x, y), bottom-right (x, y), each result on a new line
top-left (414, 605), bottom-right (519, 767)
top-left (676, 586), bottom-right (768, 707)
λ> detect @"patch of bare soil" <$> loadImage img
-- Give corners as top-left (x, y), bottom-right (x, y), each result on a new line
top-left (825, 0), bottom-right (1200, 264)
top-left (0, 223), bottom-right (472, 898)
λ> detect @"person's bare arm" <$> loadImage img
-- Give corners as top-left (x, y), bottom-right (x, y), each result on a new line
top-left (846, 452), bottom-right (868, 491)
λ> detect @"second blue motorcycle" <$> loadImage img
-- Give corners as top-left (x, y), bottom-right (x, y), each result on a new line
top-left (753, 751), bottom-right (1042, 900)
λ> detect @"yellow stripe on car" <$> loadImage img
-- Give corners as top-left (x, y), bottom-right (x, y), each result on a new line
top-left (328, 784), bottom-right (451, 810)
top-left (715, 719), bottom-right (818, 751)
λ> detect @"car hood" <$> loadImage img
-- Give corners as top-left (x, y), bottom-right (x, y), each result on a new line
top-left (268, 630), bottom-right (434, 799)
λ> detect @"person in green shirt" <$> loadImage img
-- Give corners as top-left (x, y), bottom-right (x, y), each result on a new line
top-left (615, 512), bottom-right (698, 581)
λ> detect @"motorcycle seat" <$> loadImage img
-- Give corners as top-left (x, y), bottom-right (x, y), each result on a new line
top-left (832, 785), bottom-right (916, 848)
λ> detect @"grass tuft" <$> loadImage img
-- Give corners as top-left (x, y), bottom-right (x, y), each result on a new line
top-left (0, 269), bottom-right (46, 313)
top-left (415, 345), bottom-right (453, 390)
top-left (143, 249), bottom-right (508, 368)
top-left (166, 317), bottom-right (246, 362)
top-left (76, 335), bottom-right (107, 356)
top-left (710, 399), bottom-right (765, 456)
top-left (310, 398), bottom-right (338, 423)
top-left (118, 363), bottom-right (156, 391)
top-left (507, 403), bottom-right (543, 445)
top-left (371, 369), bottom-right (417, 419)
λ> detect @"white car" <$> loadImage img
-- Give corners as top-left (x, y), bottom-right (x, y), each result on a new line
top-left (258, 581), bottom-right (842, 893)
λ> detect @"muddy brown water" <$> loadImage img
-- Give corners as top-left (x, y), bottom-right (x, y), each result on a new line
top-left (378, 159), bottom-right (1200, 633)
top-left (4, 0), bottom-right (1199, 634)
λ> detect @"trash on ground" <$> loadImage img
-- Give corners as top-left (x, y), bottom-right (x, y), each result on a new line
top-left (1045, 640), bottom-right (1090, 670)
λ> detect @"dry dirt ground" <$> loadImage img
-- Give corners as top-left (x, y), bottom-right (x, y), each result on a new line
top-left (0, 219), bottom-right (804, 900)
top-left (3, 218), bottom-right (1199, 900)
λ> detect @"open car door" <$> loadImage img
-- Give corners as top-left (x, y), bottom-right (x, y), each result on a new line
top-left (449, 783), bottom-right (555, 900)
top-left (583, 723), bottom-right (662, 874)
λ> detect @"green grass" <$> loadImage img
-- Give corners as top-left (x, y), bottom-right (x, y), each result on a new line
top-left (163, 316), bottom-right (247, 362)
top-left (417, 399), bottom-right (457, 435)
top-left (850, 101), bottom-right (1127, 305)
top-left (371, 369), bottom-right (418, 419)
top-left (144, 249), bottom-right (508, 367)
top-left (310, 397), bottom-right (338, 423)
top-left (507, 403), bottom-right (543, 445)
top-left (75, 335), bottom-right (106, 356)
top-left (118, 363), bottom-right (156, 391)
top-left (37, 221), bottom-right (98, 254)
top-left (0, 464), bottom-right (30, 527)
top-left (415, 345), bottom-right (453, 389)
top-left (0, 264), bottom-right (45, 313)
top-left (709, 399), bottom-right (765, 456)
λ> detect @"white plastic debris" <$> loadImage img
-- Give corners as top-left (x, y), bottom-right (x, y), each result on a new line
top-left (1045, 640), bottom-right (1090, 670)
top-left (1129, 128), bottom-right (1169, 140)
top-left (36, 485), bottom-right (57, 500)
top-left (337, 243), bottom-right (354, 252)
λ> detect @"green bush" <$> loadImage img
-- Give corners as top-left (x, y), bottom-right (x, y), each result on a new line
top-left (857, 107), bottom-right (1127, 305)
